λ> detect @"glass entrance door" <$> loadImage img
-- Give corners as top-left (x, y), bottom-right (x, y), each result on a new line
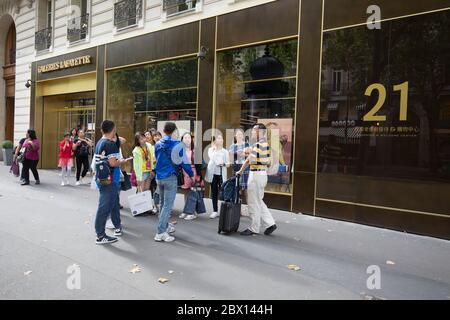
top-left (42, 92), bottom-right (95, 168)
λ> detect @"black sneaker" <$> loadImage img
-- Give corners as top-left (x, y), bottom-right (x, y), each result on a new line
top-left (114, 228), bottom-right (123, 236)
top-left (21, 181), bottom-right (30, 186)
top-left (264, 224), bottom-right (277, 235)
top-left (240, 229), bottom-right (257, 236)
top-left (119, 204), bottom-right (124, 210)
top-left (95, 235), bottom-right (118, 245)
top-left (35, 180), bottom-right (40, 185)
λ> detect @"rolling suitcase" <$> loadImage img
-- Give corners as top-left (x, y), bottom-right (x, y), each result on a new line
top-left (218, 175), bottom-right (241, 234)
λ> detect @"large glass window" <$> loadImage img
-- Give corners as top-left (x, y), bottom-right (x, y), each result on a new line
top-left (318, 10), bottom-right (450, 214)
top-left (216, 39), bottom-right (298, 194)
top-left (107, 57), bottom-right (198, 166)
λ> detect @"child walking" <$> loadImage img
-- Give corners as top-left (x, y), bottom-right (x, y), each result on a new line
top-left (59, 132), bottom-right (74, 186)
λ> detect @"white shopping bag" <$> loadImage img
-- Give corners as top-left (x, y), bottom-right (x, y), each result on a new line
top-left (128, 191), bottom-right (154, 216)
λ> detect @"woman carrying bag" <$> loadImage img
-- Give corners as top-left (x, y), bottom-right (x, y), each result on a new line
top-left (228, 128), bottom-right (251, 216)
top-left (20, 129), bottom-right (41, 186)
top-left (132, 132), bottom-right (155, 194)
top-left (179, 132), bottom-right (205, 221)
top-left (205, 134), bottom-right (230, 219)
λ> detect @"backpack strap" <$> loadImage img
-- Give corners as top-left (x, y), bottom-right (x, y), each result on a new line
top-left (161, 147), bottom-right (181, 176)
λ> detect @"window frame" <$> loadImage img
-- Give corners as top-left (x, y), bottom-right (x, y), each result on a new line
top-left (66, 0), bottom-right (91, 46)
top-left (113, 0), bottom-right (144, 34)
top-left (35, 0), bottom-right (54, 54)
top-left (162, 0), bottom-right (202, 21)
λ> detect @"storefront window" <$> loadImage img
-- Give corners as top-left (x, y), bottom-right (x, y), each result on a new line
top-left (318, 10), bottom-right (450, 214)
top-left (216, 39), bottom-right (298, 194)
top-left (107, 57), bottom-right (198, 166)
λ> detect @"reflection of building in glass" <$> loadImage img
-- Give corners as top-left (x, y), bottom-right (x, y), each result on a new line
top-left (216, 40), bottom-right (297, 194)
top-left (319, 10), bottom-right (450, 182)
top-left (244, 46), bottom-right (289, 123)
top-left (317, 9), bottom-right (450, 222)
top-left (107, 58), bottom-right (198, 165)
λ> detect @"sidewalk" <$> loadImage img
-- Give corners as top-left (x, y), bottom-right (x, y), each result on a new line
top-left (0, 165), bottom-right (449, 300)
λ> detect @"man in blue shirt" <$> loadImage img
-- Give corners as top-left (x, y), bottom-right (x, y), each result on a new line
top-left (94, 120), bottom-right (129, 245)
top-left (154, 122), bottom-right (194, 242)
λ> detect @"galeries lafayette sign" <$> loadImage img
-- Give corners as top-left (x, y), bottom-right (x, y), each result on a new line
top-left (37, 55), bottom-right (92, 73)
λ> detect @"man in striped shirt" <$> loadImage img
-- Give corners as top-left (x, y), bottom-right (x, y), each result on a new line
top-left (237, 123), bottom-right (277, 236)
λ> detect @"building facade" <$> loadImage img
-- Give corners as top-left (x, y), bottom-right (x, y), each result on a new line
top-left (1, 0), bottom-right (449, 239)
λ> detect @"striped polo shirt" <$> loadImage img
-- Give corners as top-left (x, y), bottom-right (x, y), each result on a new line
top-left (250, 139), bottom-right (271, 171)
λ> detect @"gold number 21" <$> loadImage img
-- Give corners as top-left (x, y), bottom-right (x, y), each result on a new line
top-left (363, 81), bottom-right (409, 121)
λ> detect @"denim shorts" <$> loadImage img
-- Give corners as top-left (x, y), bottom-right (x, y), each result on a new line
top-left (142, 172), bottom-right (151, 181)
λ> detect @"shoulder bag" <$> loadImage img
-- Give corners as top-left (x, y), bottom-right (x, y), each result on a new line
top-left (161, 147), bottom-right (184, 187)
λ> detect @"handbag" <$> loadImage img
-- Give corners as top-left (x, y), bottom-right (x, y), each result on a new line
top-left (10, 160), bottom-right (19, 177)
top-left (161, 147), bottom-right (184, 187)
top-left (17, 147), bottom-right (26, 163)
top-left (130, 169), bottom-right (137, 187)
top-left (121, 171), bottom-right (132, 191)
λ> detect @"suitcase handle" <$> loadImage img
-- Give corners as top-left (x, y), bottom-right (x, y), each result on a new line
top-left (234, 174), bottom-right (241, 204)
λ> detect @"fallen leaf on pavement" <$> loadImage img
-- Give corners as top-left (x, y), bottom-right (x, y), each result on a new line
top-left (170, 220), bottom-right (177, 225)
top-left (287, 264), bottom-right (301, 271)
top-left (158, 277), bottom-right (169, 284)
top-left (129, 264), bottom-right (142, 274)
top-left (168, 270), bottom-right (174, 274)
top-left (386, 260), bottom-right (395, 265)
top-left (24, 271), bottom-right (32, 276)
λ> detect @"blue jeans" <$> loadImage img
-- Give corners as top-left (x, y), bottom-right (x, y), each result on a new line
top-left (156, 174), bottom-right (177, 234)
top-left (95, 183), bottom-right (121, 237)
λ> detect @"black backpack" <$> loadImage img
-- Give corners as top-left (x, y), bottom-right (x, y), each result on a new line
top-left (77, 142), bottom-right (90, 157)
top-left (220, 176), bottom-right (239, 203)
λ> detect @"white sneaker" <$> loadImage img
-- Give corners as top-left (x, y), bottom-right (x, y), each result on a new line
top-left (61, 181), bottom-right (65, 186)
top-left (65, 178), bottom-right (70, 186)
top-left (209, 211), bottom-right (219, 219)
top-left (167, 223), bottom-right (176, 234)
top-left (179, 213), bottom-right (187, 219)
top-left (106, 219), bottom-right (115, 229)
top-left (184, 214), bottom-right (197, 221)
top-left (154, 232), bottom-right (175, 242)
top-left (80, 177), bottom-right (85, 185)
top-left (75, 181), bottom-right (81, 186)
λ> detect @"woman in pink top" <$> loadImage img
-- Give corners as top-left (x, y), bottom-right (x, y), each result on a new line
top-left (179, 132), bottom-right (204, 220)
top-left (20, 129), bottom-right (40, 186)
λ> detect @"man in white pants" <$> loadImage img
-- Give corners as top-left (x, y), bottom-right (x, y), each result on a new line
top-left (237, 123), bottom-right (277, 236)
